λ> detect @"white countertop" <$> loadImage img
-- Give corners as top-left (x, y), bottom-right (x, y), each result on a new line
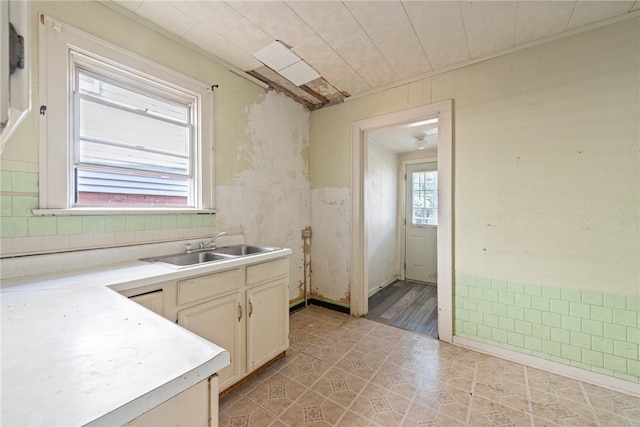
top-left (0, 247), bottom-right (291, 426)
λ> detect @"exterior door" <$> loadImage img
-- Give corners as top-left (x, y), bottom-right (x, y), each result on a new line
top-left (405, 162), bottom-right (438, 283)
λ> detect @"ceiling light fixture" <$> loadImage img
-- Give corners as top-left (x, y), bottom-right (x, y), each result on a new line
top-left (414, 136), bottom-right (427, 150)
top-left (252, 41), bottom-right (320, 86)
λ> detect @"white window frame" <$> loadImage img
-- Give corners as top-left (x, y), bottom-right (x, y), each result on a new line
top-left (36, 14), bottom-right (214, 215)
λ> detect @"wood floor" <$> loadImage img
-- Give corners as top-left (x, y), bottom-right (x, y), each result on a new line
top-left (366, 279), bottom-right (438, 338)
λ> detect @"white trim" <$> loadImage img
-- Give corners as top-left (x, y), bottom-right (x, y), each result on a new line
top-left (38, 14), bottom-right (214, 212)
top-left (454, 336), bottom-right (640, 397)
top-left (350, 100), bottom-right (453, 343)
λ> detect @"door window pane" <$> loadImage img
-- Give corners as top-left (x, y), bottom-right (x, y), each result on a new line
top-left (412, 171), bottom-right (438, 225)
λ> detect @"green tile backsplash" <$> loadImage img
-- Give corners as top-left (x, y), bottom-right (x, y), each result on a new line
top-left (454, 273), bottom-right (640, 383)
top-left (0, 172), bottom-right (215, 242)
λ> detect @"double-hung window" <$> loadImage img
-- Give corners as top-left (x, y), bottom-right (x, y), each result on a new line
top-left (37, 14), bottom-right (214, 214)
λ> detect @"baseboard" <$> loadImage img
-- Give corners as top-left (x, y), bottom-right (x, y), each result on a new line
top-left (289, 298), bottom-right (351, 315)
top-left (367, 277), bottom-right (398, 297)
top-left (308, 298), bottom-right (351, 314)
top-left (453, 336), bottom-right (640, 397)
top-left (289, 301), bottom-right (306, 314)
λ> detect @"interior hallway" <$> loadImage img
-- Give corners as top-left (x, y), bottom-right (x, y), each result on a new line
top-left (366, 280), bottom-right (438, 338)
top-left (219, 305), bottom-right (639, 426)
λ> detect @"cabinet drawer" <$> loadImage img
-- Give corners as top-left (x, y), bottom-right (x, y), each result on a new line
top-left (177, 269), bottom-right (241, 305)
top-left (246, 258), bottom-right (288, 286)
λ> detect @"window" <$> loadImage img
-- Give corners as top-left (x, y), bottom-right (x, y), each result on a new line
top-left (411, 170), bottom-right (438, 226)
top-left (37, 15), bottom-right (214, 213)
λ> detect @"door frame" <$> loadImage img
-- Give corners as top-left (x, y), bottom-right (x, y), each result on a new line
top-left (350, 100), bottom-right (453, 343)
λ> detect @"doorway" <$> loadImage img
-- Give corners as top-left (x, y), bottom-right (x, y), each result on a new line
top-left (350, 101), bottom-right (453, 343)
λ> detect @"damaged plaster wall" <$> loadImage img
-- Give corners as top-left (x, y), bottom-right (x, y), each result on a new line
top-left (310, 187), bottom-right (351, 305)
top-left (215, 91), bottom-right (311, 304)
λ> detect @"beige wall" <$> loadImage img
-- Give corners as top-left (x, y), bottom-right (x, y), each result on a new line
top-left (366, 141), bottom-right (399, 294)
top-left (310, 17), bottom-right (639, 298)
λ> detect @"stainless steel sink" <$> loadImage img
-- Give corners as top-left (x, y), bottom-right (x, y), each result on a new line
top-left (142, 251), bottom-right (236, 268)
top-left (142, 245), bottom-right (277, 268)
top-left (212, 245), bottom-right (277, 256)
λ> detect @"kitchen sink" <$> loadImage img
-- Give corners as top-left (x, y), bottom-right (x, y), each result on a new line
top-left (212, 245), bottom-right (277, 256)
top-left (142, 251), bottom-right (236, 268)
top-left (142, 245), bottom-right (278, 268)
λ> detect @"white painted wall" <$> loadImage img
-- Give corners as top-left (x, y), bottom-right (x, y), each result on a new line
top-left (366, 140), bottom-right (399, 296)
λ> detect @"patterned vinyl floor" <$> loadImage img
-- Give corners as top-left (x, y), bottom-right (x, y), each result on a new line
top-left (219, 305), bottom-right (639, 426)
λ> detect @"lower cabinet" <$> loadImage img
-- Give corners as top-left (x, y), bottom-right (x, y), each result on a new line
top-left (129, 290), bottom-right (163, 315)
top-left (177, 293), bottom-right (243, 390)
top-left (246, 276), bottom-right (288, 373)
top-left (124, 375), bottom-right (219, 427)
top-left (175, 257), bottom-right (289, 393)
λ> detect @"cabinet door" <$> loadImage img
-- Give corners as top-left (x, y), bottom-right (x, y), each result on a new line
top-left (246, 277), bottom-right (289, 373)
top-left (130, 290), bottom-right (163, 316)
top-left (124, 377), bottom-right (212, 427)
top-left (178, 293), bottom-right (243, 391)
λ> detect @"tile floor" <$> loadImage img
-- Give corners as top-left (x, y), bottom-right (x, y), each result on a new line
top-left (219, 305), bottom-right (640, 426)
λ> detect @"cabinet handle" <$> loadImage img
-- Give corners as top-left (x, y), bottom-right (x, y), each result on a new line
top-left (248, 300), bottom-right (253, 317)
top-left (238, 303), bottom-right (242, 321)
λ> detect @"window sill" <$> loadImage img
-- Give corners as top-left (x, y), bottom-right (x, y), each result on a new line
top-left (32, 208), bottom-right (217, 216)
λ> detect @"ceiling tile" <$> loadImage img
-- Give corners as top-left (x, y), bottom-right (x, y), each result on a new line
top-left (115, 0), bottom-right (638, 107)
top-left (372, 31), bottom-right (432, 80)
top-left (352, 54), bottom-right (398, 88)
top-left (112, 0), bottom-right (143, 13)
top-left (346, 1), bottom-right (432, 79)
top-left (514, 1), bottom-right (574, 45)
top-left (228, 1), bottom-right (318, 48)
top-left (304, 3), bottom-right (365, 47)
top-left (344, 1), bottom-right (409, 38)
top-left (285, 0), bottom-right (343, 24)
top-left (178, 1), bottom-right (272, 53)
top-left (182, 24), bottom-right (262, 71)
top-left (568, 1), bottom-right (636, 29)
top-left (403, 1), bottom-right (470, 70)
top-left (460, 1), bottom-right (518, 59)
top-left (294, 36), bottom-right (370, 95)
top-left (135, 1), bottom-right (197, 37)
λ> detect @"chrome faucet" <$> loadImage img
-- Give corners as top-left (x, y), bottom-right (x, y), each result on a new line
top-left (186, 231), bottom-right (227, 254)
top-left (199, 231), bottom-right (227, 250)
